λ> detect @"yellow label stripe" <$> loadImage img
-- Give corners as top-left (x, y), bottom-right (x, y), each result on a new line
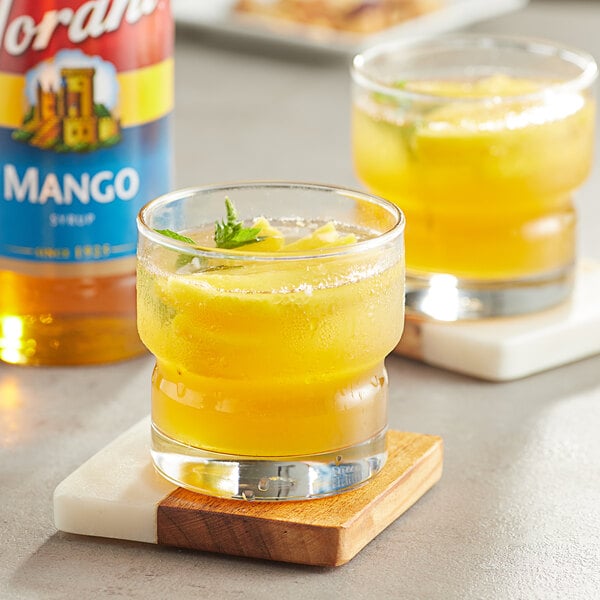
top-left (117, 59), bottom-right (174, 128)
top-left (0, 58), bottom-right (173, 130)
top-left (0, 73), bottom-right (27, 128)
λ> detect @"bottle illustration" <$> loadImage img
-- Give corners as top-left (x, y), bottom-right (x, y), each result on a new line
top-left (0, 0), bottom-right (174, 365)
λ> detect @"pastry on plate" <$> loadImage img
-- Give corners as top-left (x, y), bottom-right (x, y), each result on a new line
top-left (235, 0), bottom-right (442, 34)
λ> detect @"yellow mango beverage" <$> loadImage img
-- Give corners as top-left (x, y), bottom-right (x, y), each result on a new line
top-left (137, 183), bottom-right (405, 500)
top-left (352, 36), bottom-right (597, 320)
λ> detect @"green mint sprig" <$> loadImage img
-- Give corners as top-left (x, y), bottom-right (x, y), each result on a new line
top-left (214, 197), bottom-right (263, 249)
top-left (154, 197), bottom-right (262, 269)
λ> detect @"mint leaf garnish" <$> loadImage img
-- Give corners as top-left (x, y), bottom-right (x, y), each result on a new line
top-left (214, 197), bottom-right (262, 249)
top-left (155, 229), bottom-right (196, 245)
top-left (154, 228), bottom-right (197, 268)
top-left (372, 80), bottom-right (408, 105)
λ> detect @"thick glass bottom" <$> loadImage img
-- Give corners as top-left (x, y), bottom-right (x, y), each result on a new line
top-left (405, 264), bottom-right (574, 321)
top-left (151, 424), bottom-right (388, 501)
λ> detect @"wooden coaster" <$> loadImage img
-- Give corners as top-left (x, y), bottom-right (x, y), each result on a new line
top-left (54, 418), bottom-right (443, 566)
top-left (394, 261), bottom-right (600, 381)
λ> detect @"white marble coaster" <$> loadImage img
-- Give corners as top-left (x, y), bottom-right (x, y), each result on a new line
top-left (54, 417), bottom-right (176, 544)
top-left (394, 261), bottom-right (600, 381)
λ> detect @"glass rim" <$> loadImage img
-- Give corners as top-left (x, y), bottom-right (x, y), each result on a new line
top-left (137, 181), bottom-right (405, 262)
top-left (352, 33), bottom-right (599, 103)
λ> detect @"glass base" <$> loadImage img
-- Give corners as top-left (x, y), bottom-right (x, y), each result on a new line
top-left (405, 265), bottom-right (574, 321)
top-left (151, 424), bottom-right (388, 501)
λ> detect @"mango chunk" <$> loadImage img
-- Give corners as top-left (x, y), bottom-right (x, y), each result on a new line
top-left (245, 216), bottom-right (285, 252)
top-left (283, 222), bottom-right (357, 251)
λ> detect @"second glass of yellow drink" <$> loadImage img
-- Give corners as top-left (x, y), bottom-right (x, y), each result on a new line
top-left (352, 35), bottom-right (597, 320)
top-left (137, 182), bottom-right (405, 500)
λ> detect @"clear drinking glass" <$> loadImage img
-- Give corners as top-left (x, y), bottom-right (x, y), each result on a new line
top-left (137, 182), bottom-right (405, 500)
top-left (352, 35), bottom-right (597, 320)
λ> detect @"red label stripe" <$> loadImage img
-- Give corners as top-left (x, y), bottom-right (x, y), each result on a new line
top-left (0, 0), bottom-right (173, 73)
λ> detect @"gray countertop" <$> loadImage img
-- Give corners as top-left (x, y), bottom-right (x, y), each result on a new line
top-left (2, 1), bottom-right (600, 598)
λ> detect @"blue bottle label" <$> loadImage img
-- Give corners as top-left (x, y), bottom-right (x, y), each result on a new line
top-left (0, 2), bottom-right (173, 265)
top-left (1, 115), bottom-right (172, 263)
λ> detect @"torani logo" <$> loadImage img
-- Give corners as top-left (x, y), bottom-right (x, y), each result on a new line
top-left (0, 0), bottom-right (160, 56)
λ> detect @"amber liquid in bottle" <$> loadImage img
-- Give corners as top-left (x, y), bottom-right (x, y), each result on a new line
top-left (0, 261), bottom-right (144, 365)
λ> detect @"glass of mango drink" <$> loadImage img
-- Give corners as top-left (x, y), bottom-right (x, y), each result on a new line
top-left (352, 36), bottom-right (597, 320)
top-left (136, 182), bottom-right (405, 501)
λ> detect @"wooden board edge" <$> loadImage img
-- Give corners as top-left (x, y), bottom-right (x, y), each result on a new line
top-left (157, 494), bottom-right (344, 566)
top-left (334, 436), bottom-right (444, 566)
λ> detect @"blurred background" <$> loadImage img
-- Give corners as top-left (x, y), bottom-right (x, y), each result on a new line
top-left (171, 0), bottom-right (600, 263)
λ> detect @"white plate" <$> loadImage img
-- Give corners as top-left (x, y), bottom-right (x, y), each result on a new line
top-left (173, 0), bottom-right (529, 54)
